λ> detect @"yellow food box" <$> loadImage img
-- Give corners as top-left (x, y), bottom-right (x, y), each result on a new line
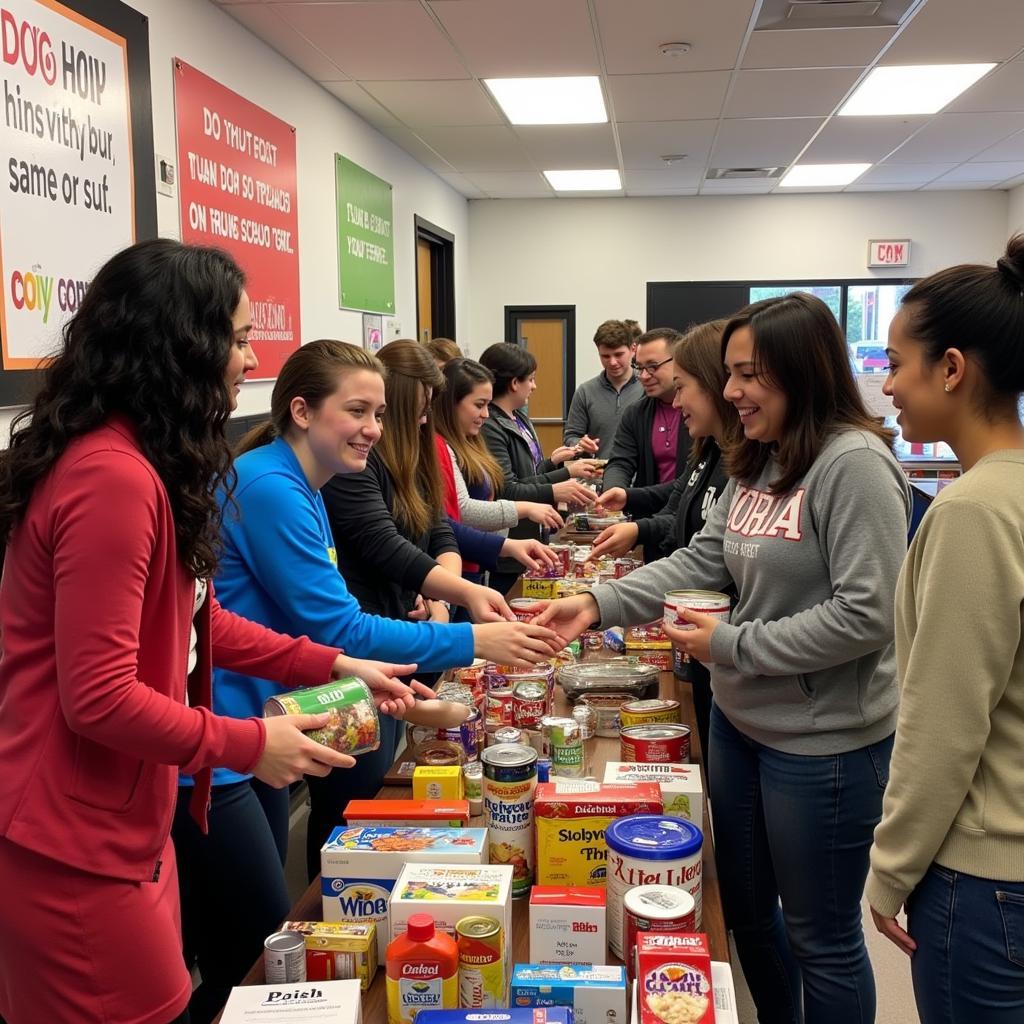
top-left (281, 921), bottom-right (377, 990)
top-left (521, 576), bottom-right (562, 600)
top-left (412, 765), bottom-right (465, 801)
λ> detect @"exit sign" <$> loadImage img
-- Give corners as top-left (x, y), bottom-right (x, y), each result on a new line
top-left (868, 239), bottom-right (911, 267)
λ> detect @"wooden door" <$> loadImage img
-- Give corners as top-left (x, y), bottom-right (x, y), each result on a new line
top-left (416, 238), bottom-right (432, 343)
top-left (517, 318), bottom-right (566, 455)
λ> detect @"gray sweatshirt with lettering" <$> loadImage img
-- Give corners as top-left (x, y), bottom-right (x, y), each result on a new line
top-left (591, 429), bottom-right (911, 754)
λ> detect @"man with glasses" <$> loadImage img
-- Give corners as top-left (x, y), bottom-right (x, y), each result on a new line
top-left (563, 319), bottom-right (644, 459)
top-left (600, 328), bottom-right (690, 516)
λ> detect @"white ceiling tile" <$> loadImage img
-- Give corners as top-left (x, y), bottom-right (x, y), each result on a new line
top-left (270, 3), bottom-right (469, 80)
top-left (922, 180), bottom-right (1005, 191)
top-left (844, 182), bottom-right (921, 191)
top-left (623, 167), bottom-right (705, 189)
top-left (933, 161), bottom-right (1024, 184)
top-left (415, 125), bottom-right (536, 171)
top-left (431, 0), bottom-right (599, 77)
top-left (595, 0), bottom-right (757, 74)
top-left (360, 80), bottom-right (502, 126)
top-left (381, 125), bottom-right (460, 173)
top-left (437, 172), bottom-right (488, 199)
top-left (884, 0), bottom-right (1024, 63)
top-left (514, 125), bottom-right (618, 168)
top-left (323, 81), bottom-right (405, 131)
top-left (886, 112), bottom-right (1024, 163)
top-left (617, 121), bottom-right (718, 169)
top-left (972, 129), bottom-right (1024, 162)
top-left (725, 69), bottom-right (863, 118)
top-left (946, 59), bottom-right (1024, 114)
top-left (711, 117), bottom-right (824, 167)
top-left (224, 5), bottom-right (348, 81)
top-left (857, 162), bottom-right (957, 185)
top-left (700, 178), bottom-right (777, 193)
top-left (801, 116), bottom-right (929, 162)
top-left (626, 186), bottom-right (700, 196)
top-left (464, 172), bottom-right (554, 197)
top-left (607, 72), bottom-right (731, 122)
top-left (742, 26), bottom-right (896, 69)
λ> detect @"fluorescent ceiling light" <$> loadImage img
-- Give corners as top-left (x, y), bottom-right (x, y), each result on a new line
top-left (484, 76), bottom-right (607, 125)
top-left (544, 169), bottom-right (621, 192)
top-left (779, 163), bottom-right (871, 187)
top-left (839, 64), bottom-right (996, 116)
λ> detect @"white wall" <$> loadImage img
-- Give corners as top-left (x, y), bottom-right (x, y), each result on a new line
top-left (1, 0), bottom-right (469, 437)
top-left (1008, 183), bottom-right (1024, 236)
top-left (467, 191), bottom-right (1009, 386)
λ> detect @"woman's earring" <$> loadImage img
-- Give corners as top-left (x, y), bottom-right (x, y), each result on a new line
top-left (944, 383), bottom-right (952, 393)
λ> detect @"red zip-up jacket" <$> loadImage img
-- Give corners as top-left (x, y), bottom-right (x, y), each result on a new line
top-left (0, 417), bottom-right (340, 882)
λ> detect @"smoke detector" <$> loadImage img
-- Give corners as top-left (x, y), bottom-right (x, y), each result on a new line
top-left (661, 154), bottom-right (688, 165)
top-left (658, 42), bottom-right (692, 58)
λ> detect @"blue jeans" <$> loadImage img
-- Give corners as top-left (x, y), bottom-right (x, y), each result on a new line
top-left (709, 704), bottom-right (893, 1024)
top-left (908, 865), bottom-right (1024, 1023)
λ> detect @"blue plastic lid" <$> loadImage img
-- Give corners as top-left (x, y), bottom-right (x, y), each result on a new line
top-left (605, 815), bottom-right (703, 860)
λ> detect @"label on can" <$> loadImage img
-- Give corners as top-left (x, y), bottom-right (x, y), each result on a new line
top-left (663, 591), bottom-right (731, 665)
top-left (620, 724), bottom-right (691, 765)
top-left (542, 716), bottom-right (583, 778)
top-left (485, 687), bottom-right (515, 727)
top-left (619, 699), bottom-right (681, 729)
top-left (512, 681), bottom-right (547, 729)
top-left (623, 886), bottom-right (697, 983)
top-left (264, 931), bottom-right (307, 983)
top-left (481, 744), bottom-right (538, 898)
top-left (509, 598), bottom-right (538, 623)
top-left (457, 915), bottom-right (504, 1007)
top-left (264, 678), bottom-right (380, 756)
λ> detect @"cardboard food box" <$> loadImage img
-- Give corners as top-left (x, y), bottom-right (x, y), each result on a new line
top-left (412, 765), bottom-right (465, 801)
top-left (342, 799), bottom-right (470, 828)
top-left (320, 827), bottom-right (487, 960)
top-left (624, 623), bottom-right (672, 650)
top-left (281, 921), bottom-right (376, 990)
top-left (534, 782), bottom-right (663, 887)
top-left (219, 979), bottom-right (361, 1023)
top-left (529, 886), bottom-right (607, 966)
top-left (633, 933), bottom-right (716, 1024)
top-left (414, 1011), bottom-right (573, 1024)
top-left (389, 863), bottom-right (514, 982)
top-left (631, 961), bottom-right (738, 1024)
top-left (510, 963), bottom-right (628, 1024)
top-left (521, 576), bottom-right (563, 600)
top-left (603, 762), bottom-right (704, 833)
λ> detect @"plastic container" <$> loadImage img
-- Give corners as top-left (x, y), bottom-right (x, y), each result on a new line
top-left (557, 659), bottom-right (660, 703)
top-left (386, 913), bottom-right (458, 1024)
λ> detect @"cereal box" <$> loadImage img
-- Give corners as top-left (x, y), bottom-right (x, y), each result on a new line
top-left (631, 963), bottom-right (737, 1024)
top-left (390, 864), bottom-right (514, 983)
top-left (510, 964), bottom-right (628, 1024)
top-left (534, 782), bottom-right (663, 887)
top-left (603, 762), bottom-right (704, 833)
top-left (413, 766), bottom-right (465, 801)
top-left (529, 886), bottom-right (607, 966)
top-left (320, 827), bottom-right (487, 960)
top-left (281, 922), bottom-right (377, 991)
top-left (342, 799), bottom-right (470, 827)
top-left (634, 933), bottom-right (715, 1024)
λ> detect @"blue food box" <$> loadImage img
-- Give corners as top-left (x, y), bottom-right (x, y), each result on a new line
top-left (413, 1011), bottom-right (573, 1024)
top-left (511, 964), bottom-right (627, 1024)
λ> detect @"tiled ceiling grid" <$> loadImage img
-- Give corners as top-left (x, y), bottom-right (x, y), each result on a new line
top-left (213, 0), bottom-right (1024, 199)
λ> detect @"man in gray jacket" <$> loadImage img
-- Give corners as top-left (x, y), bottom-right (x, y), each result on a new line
top-left (563, 319), bottom-right (643, 459)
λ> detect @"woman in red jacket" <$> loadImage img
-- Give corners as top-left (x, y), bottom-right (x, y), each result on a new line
top-left (0, 240), bottom-right (423, 1024)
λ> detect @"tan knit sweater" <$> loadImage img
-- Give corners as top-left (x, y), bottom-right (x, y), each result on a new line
top-left (867, 450), bottom-right (1024, 917)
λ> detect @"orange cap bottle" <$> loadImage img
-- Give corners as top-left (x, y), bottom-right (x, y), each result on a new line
top-left (386, 913), bottom-right (459, 1024)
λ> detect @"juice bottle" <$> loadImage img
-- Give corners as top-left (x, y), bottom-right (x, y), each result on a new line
top-left (386, 913), bottom-right (458, 1024)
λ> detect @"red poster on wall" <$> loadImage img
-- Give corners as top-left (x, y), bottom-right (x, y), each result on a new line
top-left (173, 59), bottom-right (299, 380)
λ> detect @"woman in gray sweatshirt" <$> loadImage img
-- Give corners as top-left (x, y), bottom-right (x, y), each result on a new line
top-left (538, 293), bottom-right (910, 1024)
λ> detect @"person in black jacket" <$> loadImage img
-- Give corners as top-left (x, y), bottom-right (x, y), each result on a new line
top-left (478, 343), bottom-right (598, 594)
top-left (598, 328), bottom-right (692, 518)
top-left (590, 319), bottom-right (738, 759)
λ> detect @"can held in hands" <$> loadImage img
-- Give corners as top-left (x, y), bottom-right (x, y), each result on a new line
top-left (264, 677), bottom-right (380, 756)
top-left (481, 743), bottom-right (538, 898)
top-left (509, 598), bottom-right (538, 622)
top-left (264, 931), bottom-right (307, 983)
top-left (456, 916), bottom-right (504, 1007)
top-left (663, 589), bottom-right (730, 666)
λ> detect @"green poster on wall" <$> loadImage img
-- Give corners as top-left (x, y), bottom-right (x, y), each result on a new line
top-left (336, 155), bottom-right (395, 313)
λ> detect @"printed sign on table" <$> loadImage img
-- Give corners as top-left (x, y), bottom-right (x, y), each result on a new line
top-left (174, 59), bottom-right (300, 380)
top-left (0, 0), bottom-right (137, 370)
top-left (336, 155), bottom-right (394, 314)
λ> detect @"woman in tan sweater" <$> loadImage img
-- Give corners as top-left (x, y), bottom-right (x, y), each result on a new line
top-left (867, 236), bottom-right (1024, 1023)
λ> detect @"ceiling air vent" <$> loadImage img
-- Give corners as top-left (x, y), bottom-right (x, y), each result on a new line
top-left (706, 167), bottom-right (783, 180)
top-left (753, 0), bottom-right (915, 30)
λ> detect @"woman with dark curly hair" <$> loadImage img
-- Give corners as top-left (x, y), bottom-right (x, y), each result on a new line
top-left (0, 239), bottom-right (423, 1024)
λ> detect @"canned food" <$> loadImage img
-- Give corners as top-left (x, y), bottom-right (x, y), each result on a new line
top-left (620, 724), bottom-right (690, 764)
top-left (619, 698), bottom-right (681, 729)
top-left (264, 678), bottom-right (379, 755)
top-left (456, 916), bottom-right (504, 1007)
top-left (463, 761), bottom-right (483, 816)
top-left (264, 931), bottom-right (307, 983)
top-left (614, 557), bottom-right (642, 578)
top-left (541, 715), bottom-right (584, 778)
top-left (555, 578), bottom-right (595, 598)
top-left (481, 743), bottom-right (538, 898)
top-left (580, 629), bottom-right (605, 650)
top-left (606, 816), bottom-right (704, 959)
top-left (414, 705), bottom-right (481, 762)
top-left (493, 726), bottom-right (524, 746)
top-left (512, 681), bottom-right (547, 729)
top-left (663, 590), bottom-right (731, 666)
top-left (549, 543), bottom-right (572, 575)
top-left (578, 694), bottom-right (631, 737)
top-left (509, 597), bottom-right (538, 623)
top-left (622, 886), bottom-right (697, 983)
top-left (485, 687), bottom-right (515, 727)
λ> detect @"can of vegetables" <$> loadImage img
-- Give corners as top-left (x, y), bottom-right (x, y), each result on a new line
top-left (264, 678), bottom-right (380, 756)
